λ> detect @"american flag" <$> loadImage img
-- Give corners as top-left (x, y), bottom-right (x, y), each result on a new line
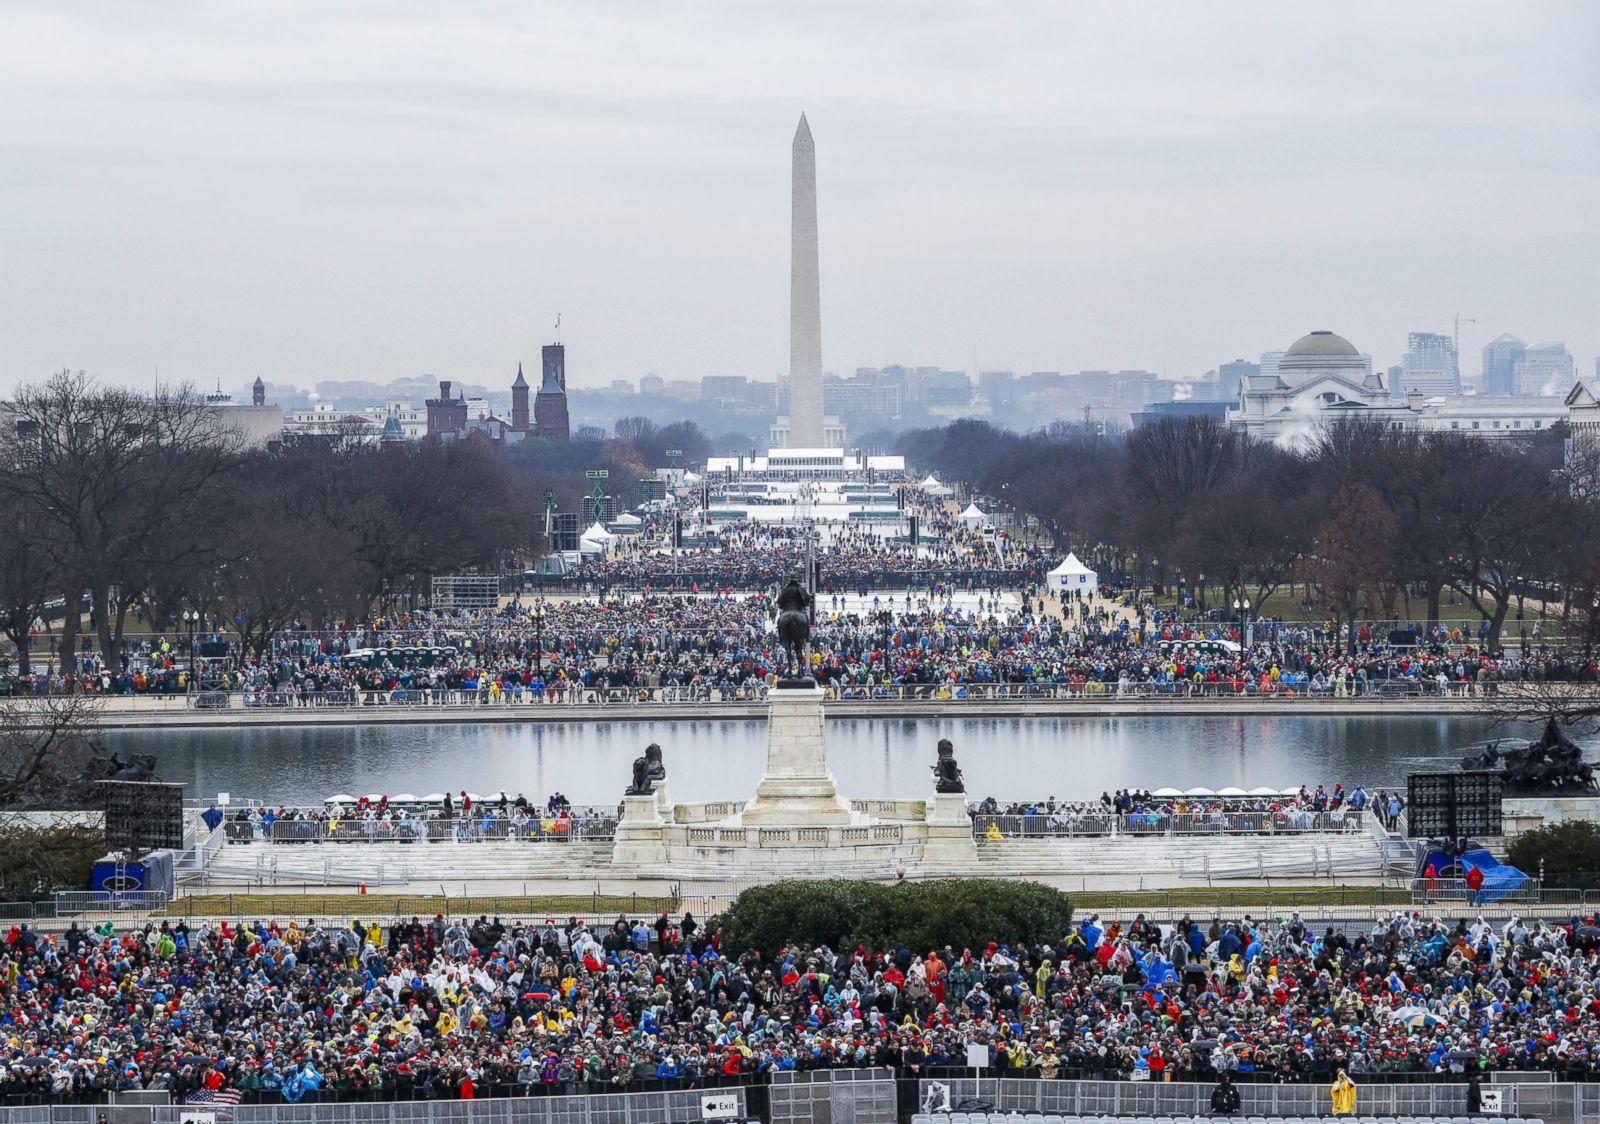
top-left (185, 1089), bottom-right (243, 1121)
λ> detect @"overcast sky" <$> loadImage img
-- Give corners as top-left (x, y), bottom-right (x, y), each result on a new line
top-left (2, 1), bottom-right (1596, 394)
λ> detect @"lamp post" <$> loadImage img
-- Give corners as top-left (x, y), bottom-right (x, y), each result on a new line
top-left (182, 609), bottom-right (198, 693)
top-left (1234, 597), bottom-right (1251, 647)
top-left (534, 594), bottom-right (545, 678)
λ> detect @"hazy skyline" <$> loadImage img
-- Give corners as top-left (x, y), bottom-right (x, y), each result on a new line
top-left (2, 1), bottom-right (1596, 394)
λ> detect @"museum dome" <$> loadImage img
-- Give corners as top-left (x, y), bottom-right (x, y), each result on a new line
top-left (1284, 330), bottom-right (1360, 358)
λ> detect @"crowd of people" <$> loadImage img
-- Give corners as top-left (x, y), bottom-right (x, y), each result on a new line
top-left (0, 496), bottom-right (1582, 701)
top-left (969, 784), bottom-right (1405, 838)
top-left (215, 791), bottom-right (614, 845)
top-left (568, 518), bottom-right (1042, 591)
top-left (2, 579), bottom-right (1568, 704)
top-left (1, 906), bottom-right (1598, 1105)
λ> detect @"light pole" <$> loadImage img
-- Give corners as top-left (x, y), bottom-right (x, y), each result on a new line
top-left (1233, 597), bottom-right (1251, 648)
top-left (534, 594), bottom-right (545, 678)
top-left (182, 609), bottom-right (198, 692)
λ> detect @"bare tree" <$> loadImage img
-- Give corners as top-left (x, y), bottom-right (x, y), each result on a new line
top-left (0, 694), bottom-right (103, 807)
top-left (0, 494), bottom-right (53, 677)
top-left (1309, 483), bottom-right (1398, 655)
top-left (0, 372), bottom-right (243, 675)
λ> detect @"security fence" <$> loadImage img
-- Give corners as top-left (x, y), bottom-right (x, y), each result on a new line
top-left (2, 1083), bottom-right (753, 1124)
top-left (917, 1075), bottom-right (1593, 1123)
top-left (770, 1069), bottom-right (897, 1124)
top-left (0, 1074), bottom-right (1593, 1124)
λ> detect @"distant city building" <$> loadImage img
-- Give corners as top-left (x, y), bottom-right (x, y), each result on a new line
top-left (425, 380), bottom-right (468, 438)
top-left (701, 375), bottom-right (749, 401)
top-left (1215, 359), bottom-right (1258, 402)
top-left (1481, 333), bottom-right (1526, 396)
top-left (1259, 351), bottom-right (1285, 385)
top-left (511, 364), bottom-right (530, 433)
top-left (1233, 330), bottom-right (1392, 444)
top-left (210, 401), bottom-right (284, 447)
top-left (1233, 329), bottom-right (1567, 445)
top-left (1399, 331), bottom-right (1460, 396)
top-left (1514, 342), bottom-right (1574, 396)
top-left (1566, 382), bottom-right (1600, 445)
top-left (639, 374), bottom-right (665, 396)
top-left (978, 370), bottom-right (1016, 408)
top-left (824, 378), bottom-right (903, 419)
top-left (609, 378), bottom-right (633, 394)
top-left (917, 370), bottom-right (972, 407)
top-left (1134, 400), bottom-right (1232, 426)
top-left (534, 343), bottom-right (571, 442)
top-left (421, 345), bottom-right (568, 444)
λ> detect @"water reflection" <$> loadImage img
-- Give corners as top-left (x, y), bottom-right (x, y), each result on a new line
top-left (102, 714), bottom-right (1548, 807)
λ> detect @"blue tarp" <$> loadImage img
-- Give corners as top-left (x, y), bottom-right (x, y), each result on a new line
top-left (1460, 848), bottom-right (1529, 903)
top-left (1418, 847), bottom-right (1530, 903)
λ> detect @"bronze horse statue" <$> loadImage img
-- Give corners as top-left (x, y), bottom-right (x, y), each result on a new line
top-left (774, 578), bottom-right (814, 679)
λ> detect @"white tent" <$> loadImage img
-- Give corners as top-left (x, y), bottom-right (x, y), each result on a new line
top-left (958, 502), bottom-right (988, 525)
top-left (580, 521), bottom-right (614, 544)
top-left (920, 474), bottom-right (954, 497)
top-left (1047, 552), bottom-right (1099, 595)
top-left (612, 511), bottom-right (643, 526)
top-left (577, 536), bottom-right (606, 555)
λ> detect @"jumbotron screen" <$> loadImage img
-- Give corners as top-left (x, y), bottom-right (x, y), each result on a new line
top-left (1406, 771), bottom-right (1503, 839)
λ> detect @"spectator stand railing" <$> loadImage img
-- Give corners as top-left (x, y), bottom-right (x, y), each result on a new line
top-left (239, 807), bottom-right (620, 846)
top-left (971, 808), bottom-right (1367, 839)
top-left (917, 1073), bottom-right (1588, 1123)
top-left (167, 677), bottom-right (1501, 711)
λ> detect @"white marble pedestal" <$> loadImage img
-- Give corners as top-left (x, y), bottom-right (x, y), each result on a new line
top-left (740, 682), bottom-right (850, 825)
top-left (923, 791), bottom-right (978, 861)
top-left (611, 793), bottom-right (668, 864)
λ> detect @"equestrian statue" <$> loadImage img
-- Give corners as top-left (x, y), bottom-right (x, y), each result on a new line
top-left (774, 577), bottom-right (816, 681)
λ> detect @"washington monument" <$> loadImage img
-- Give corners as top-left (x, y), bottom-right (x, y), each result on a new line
top-left (788, 113), bottom-right (825, 448)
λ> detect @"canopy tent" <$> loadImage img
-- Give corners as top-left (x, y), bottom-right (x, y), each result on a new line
top-left (919, 474), bottom-right (954, 497)
top-left (1047, 552), bottom-right (1099, 595)
top-left (612, 511), bottom-right (643, 526)
top-left (577, 536), bottom-right (607, 555)
top-left (958, 503), bottom-right (988, 525)
top-left (580, 521), bottom-right (614, 544)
